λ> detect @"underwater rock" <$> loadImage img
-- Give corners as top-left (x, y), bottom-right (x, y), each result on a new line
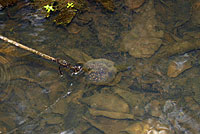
top-left (167, 58), bottom-right (192, 78)
top-left (184, 75), bottom-right (200, 104)
top-left (125, 0), bottom-right (145, 10)
top-left (96, 0), bottom-right (115, 11)
top-left (124, 118), bottom-right (171, 134)
top-left (125, 37), bottom-right (162, 58)
top-left (155, 40), bottom-right (200, 58)
top-left (145, 99), bottom-right (163, 117)
top-left (89, 108), bottom-right (134, 119)
top-left (67, 23), bottom-right (81, 34)
top-left (0, 126), bottom-right (7, 134)
top-left (81, 93), bottom-right (129, 113)
top-left (155, 0), bottom-right (191, 32)
top-left (32, 0), bottom-right (87, 25)
top-left (114, 88), bottom-right (147, 117)
top-left (83, 116), bottom-right (130, 134)
top-left (121, 0), bottom-right (163, 58)
top-left (96, 24), bottom-right (117, 47)
top-left (0, 112), bottom-right (16, 133)
top-left (162, 100), bottom-right (200, 133)
top-left (183, 31), bottom-right (200, 40)
top-left (184, 97), bottom-right (200, 120)
top-left (191, 1), bottom-right (200, 27)
top-left (84, 59), bottom-right (117, 85)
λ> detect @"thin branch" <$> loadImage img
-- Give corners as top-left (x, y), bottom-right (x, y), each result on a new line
top-left (0, 35), bottom-right (83, 74)
top-left (0, 35), bottom-right (56, 61)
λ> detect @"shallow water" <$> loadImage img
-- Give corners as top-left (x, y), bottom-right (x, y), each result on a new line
top-left (0, 0), bottom-right (200, 134)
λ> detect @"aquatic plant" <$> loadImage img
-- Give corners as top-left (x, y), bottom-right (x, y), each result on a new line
top-left (32, 0), bottom-right (85, 25)
top-left (32, 0), bottom-right (114, 25)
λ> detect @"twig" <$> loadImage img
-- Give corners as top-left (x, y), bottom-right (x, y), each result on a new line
top-left (0, 35), bottom-right (83, 74)
top-left (0, 35), bottom-right (57, 61)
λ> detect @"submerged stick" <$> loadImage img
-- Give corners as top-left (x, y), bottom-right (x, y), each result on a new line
top-left (0, 35), bottom-right (56, 61)
top-left (0, 35), bottom-right (83, 75)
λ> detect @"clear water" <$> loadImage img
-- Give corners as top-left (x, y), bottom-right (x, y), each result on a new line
top-left (0, 0), bottom-right (200, 134)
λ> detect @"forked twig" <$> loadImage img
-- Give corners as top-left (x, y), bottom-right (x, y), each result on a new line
top-left (0, 35), bottom-right (83, 75)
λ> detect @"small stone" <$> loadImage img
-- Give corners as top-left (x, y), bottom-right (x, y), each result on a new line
top-left (125, 122), bottom-right (150, 134)
top-left (125, 0), bottom-right (145, 10)
top-left (167, 60), bottom-right (192, 77)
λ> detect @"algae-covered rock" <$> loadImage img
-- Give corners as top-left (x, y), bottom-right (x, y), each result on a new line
top-left (32, 0), bottom-right (87, 25)
top-left (32, 0), bottom-right (115, 25)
